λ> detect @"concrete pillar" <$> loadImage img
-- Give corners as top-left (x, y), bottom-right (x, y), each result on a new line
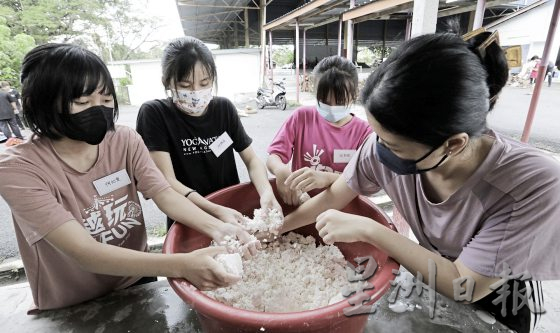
top-left (410, 0), bottom-right (439, 38)
top-left (245, 9), bottom-right (250, 47)
top-left (473, 0), bottom-right (487, 30)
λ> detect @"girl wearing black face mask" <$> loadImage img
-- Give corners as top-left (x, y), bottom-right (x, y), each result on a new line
top-left (0, 44), bottom-right (259, 312)
top-left (279, 31), bottom-right (560, 333)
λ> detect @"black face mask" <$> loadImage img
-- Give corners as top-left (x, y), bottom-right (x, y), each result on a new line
top-left (62, 105), bottom-right (115, 145)
top-left (375, 136), bottom-right (448, 175)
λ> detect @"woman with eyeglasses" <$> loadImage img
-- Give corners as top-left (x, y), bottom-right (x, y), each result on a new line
top-left (279, 31), bottom-right (560, 332)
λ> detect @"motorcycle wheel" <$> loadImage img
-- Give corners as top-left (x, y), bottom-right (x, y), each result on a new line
top-left (276, 95), bottom-right (287, 111)
top-left (257, 100), bottom-right (265, 109)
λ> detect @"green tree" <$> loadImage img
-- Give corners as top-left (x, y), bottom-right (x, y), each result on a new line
top-left (0, 0), bottom-right (107, 45)
top-left (0, 0), bottom-right (163, 62)
top-left (272, 45), bottom-right (294, 67)
top-left (0, 16), bottom-right (35, 87)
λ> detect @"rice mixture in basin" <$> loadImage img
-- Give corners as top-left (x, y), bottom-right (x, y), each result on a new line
top-left (206, 231), bottom-right (348, 312)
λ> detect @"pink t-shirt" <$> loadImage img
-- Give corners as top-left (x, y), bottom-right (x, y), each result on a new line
top-left (344, 131), bottom-right (560, 280)
top-left (0, 126), bottom-right (170, 310)
top-left (267, 106), bottom-right (372, 173)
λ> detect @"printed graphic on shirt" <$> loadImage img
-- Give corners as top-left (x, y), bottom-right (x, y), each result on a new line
top-left (180, 136), bottom-right (219, 156)
top-left (82, 194), bottom-right (143, 245)
top-left (303, 144), bottom-right (339, 173)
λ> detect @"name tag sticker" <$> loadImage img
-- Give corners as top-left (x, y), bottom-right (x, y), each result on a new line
top-left (333, 149), bottom-right (357, 164)
top-left (93, 169), bottom-right (132, 196)
top-left (209, 132), bottom-right (234, 157)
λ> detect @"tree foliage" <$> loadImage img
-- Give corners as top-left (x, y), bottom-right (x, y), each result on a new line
top-left (0, 0), bottom-right (164, 62)
top-left (0, 16), bottom-right (35, 87)
top-left (272, 45), bottom-right (294, 67)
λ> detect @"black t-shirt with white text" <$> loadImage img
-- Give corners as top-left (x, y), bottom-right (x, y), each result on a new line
top-left (136, 97), bottom-right (252, 197)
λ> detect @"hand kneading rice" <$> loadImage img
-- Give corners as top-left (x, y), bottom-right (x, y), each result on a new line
top-left (206, 232), bottom-right (349, 312)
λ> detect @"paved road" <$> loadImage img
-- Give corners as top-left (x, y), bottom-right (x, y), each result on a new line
top-left (0, 82), bottom-right (558, 263)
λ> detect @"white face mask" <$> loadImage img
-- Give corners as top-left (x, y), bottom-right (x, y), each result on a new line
top-left (172, 87), bottom-right (213, 114)
top-left (317, 102), bottom-right (351, 122)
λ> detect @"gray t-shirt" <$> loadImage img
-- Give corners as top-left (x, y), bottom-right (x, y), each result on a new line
top-left (344, 131), bottom-right (560, 280)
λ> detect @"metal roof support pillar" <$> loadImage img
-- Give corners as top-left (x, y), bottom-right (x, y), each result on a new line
top-left (303, 29), bottom-right (307, 80)
top-left (405, 16), bottom-right (412, 40)
top-left (346, 0), bottom-right (355, 61)
top-left (521, 0), bottom-right (560, 142)
top-left (245, 8), bottom-right (250, 47)
top-left (337, 16), bottom-right (343, 56)
top-left (472, 0), bottom-right (487, 30)
top-left (260, 0), bottom-right (267, 86)
top-left (234, 22), bottom-right (239, 48)
top-left (269, 30), bottom-right (274, 84)
top-left (410, 0), bottom-right (438, 38)
top-left (382, 20), bottom-right (387, 59)
top-left (295, 19), bottom-right (300, 104)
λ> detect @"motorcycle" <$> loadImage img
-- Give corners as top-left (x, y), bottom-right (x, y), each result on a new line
top-left (256, 78), bottom-right (287, 110)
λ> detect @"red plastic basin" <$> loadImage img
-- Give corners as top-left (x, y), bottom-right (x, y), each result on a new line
top-left (163, 181), bottom-right (399, 333)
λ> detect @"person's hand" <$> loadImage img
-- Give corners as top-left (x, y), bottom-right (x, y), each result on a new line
top-left (316, 209), bottom-right (375, 245)
top-left (285, 167), bottom-right (331, 193)
top-left (212, 205), bottom-right (246, 225)
top-left (275, 171), bottom-right (300, 206)
top-left (180, 246), bottom-right (241, 290)
top-left (259, 188), bottom-right (284, 217)
top-left (211, 222), bottom-right (260, 257)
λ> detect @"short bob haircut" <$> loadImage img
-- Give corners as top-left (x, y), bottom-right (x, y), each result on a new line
top-left (312, 55), bottom-right (358, 107)
top-left (20, 43), bottom-right (119, 140)
top-left (361, 33), bottom-right (508, 148)
top-left (161, 36), bottom-right (217, 91)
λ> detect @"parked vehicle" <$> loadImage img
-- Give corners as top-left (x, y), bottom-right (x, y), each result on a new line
top-left (256, 79), bottom-right (287, 110)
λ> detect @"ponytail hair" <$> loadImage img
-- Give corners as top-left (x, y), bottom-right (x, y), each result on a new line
top-left (313, 55), bottom-right (358, 106)
top-left (464, 30), bottom-right (509, 110)
top-left (361, 32), bottom-right (508, 147)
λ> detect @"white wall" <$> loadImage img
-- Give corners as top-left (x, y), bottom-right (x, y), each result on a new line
top-left (111, 49), bottom-right (261, 106)
top-left (487, 1), bottom-right (560, 66)
top-left (213, 48), bottom-right (261, 101)
top-left (127, 61), bottom-right (166, 106)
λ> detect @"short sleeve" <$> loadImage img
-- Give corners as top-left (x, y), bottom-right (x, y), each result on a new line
top-left (223, 98), bottom-right (252, 152)
top-left (6, 93), bottom-right (16, 103)
top-left (458, 158), bottom-right (560, 280)
top-left (124, 127), bottom-right (171, 199)
top-left (267, 111), bottom-right (299, 164)
top-left (0, 165), bottom-right (75, 245)
top-left (136, 101), bottom-right (171, 152)
top-left (343, 135), bottom-right (382, 196)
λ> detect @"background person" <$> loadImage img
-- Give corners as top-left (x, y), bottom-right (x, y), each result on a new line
top-left (0, 81), bottom-right (24, 140)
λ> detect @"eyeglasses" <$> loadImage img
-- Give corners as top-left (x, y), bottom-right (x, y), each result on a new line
top-left (462, 27), bottom-right (500, 59)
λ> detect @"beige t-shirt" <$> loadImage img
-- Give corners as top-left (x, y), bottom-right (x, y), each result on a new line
top-left (0, 126), bottom-right (170, 310)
